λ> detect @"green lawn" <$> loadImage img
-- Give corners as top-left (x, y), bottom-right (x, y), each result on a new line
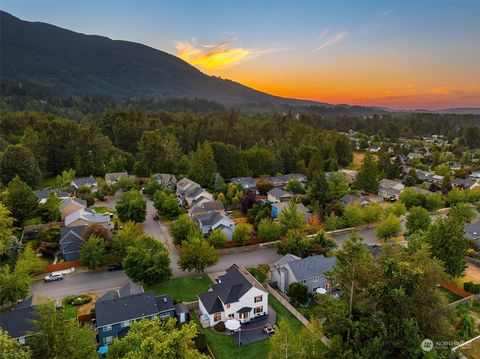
top-left (93, 206), bottom-right (116, 214)
top-left (195, 294), bottom-right (305, 359)
top-left (147, 275), bottom-right (212, 302)
top-left (247, 268), bottom-right (267, 283)
top-left (35, 177), bottom-right (58, 190)
top-left (62, 303), bottom-right (78, 320)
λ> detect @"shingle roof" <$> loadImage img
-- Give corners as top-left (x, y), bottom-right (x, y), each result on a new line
top-left (60, 225), bottom-right (87, 254)
top-left (0, 306), bottom-right (37, 339)
top-left (267, 187), bottom-right (292, 199)
top-left (230, 177), bottom-right (256, 187)
top-left (286, 255), bottom-right (336, 282)
top-left (339, 194), bottom-right (360, 204)
top-left (60, 197), bottom-right (87, 210)
top-left (95, 292), bottom-right (173, 327)
top-left (64, 208), bottom-right (110, 226)
top-left (154, 173), bottom-right (178, 186)
top-left (72, 177), bottom-right (97, 187)
top-left (197, 211), bottom-right (224, 227)
top-left (199, 264), bottom-right (266, 314)
top-left (273, 254), bottom-right (301, 268)
top-left (34, 189), bottom-right (70, 200)
top-left (155, 295), bottom-right (175, 312)
top-left (98, 281), bottom-right (144, 302)
top-left (105, 172), bottom-right (128, 182)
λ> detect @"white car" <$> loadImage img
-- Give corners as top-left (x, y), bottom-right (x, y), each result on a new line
top-left (44, 272), bottom-right (64, 283)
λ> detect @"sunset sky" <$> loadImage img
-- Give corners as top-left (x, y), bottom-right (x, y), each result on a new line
top-left (2, 0), bottom-right (479, 109)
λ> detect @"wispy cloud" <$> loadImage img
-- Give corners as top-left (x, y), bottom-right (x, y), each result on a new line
top-left (175, 37), bottom-right (288, 69)
top-left (376, 9), bottom-right (393, 18)
top-left (313, 30), bottom-right (347, 52)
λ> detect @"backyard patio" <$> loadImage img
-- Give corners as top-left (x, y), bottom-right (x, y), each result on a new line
top-left (232, 307), bottom-right (277, 345)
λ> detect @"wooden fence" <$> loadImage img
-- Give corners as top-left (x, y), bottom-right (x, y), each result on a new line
top-left (449, 294), bottom-right (480, 308)
top-left (45, 261), bottom-right (82, 272)
top-left (263, 283), bottom-right (331, 347)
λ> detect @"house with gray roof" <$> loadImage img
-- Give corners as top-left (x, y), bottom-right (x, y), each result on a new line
top-left (230, 177), bottom-right (257, 190)
top-left (270, 254), bottom-right (336, 294)
top-left (70, 176), bottom-right (97, 190)
top-left (264, 173), bottom-right (307, 188)
top-left (60, 225), bottom-right (87, 261)
top-left (196, 211), bottom-right (235, 239)
top-left (154, 173), bottom-right (178, 190)
top-left (105, 172), bottom-right (128, 185)
top-left (0, 303), bottom-right (38, 344)
top-left (189, 200), bottom-right (225, 219)
top-left (34, 189), bottom-right (70, 204)
top-left (267, 188), bottom-right (293, 203)
top-left (378, 179), bottom-right (405, 200)
top-left (453, 178), bottom-right (476, 189)
top-left (271, 201), bottom-right (311, 221)
top-left (64, 208), bottom-right (111, 228)
top-left (466, 221), bottom-right (480, 246)
top-left (198, 264), bottom-right (268, 327)
top-left (96, 287), bottom-right (176, 345)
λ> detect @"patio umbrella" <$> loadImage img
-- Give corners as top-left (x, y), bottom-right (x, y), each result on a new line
top-left (98, 346), bottom-right (109, 355)
top-left (315, 288), bottom-right (327, 295)
top-left (225, 319), bottom-right (241, 331)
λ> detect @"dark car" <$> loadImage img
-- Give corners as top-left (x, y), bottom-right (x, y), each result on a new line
top-left (108, 263), bottom-right (123, 271)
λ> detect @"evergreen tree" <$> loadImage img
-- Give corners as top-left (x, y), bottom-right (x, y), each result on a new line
top-left (4, 176), bottom-right (39, 226)
top-left (188, 142), bottom-right (217, 187)
top-left (0, 144), bottom-right (42, 186)
top-left (355, 153), bottom-right (379, 193)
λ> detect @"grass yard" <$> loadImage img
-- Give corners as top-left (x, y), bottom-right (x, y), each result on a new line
top-left (92, 206), bottom-right (115, 214)
top-left (247, 268), bottom-right (267, 284)
top-left (195, 294), bottom-right (305, 359)
top-left (147, 274), bottom-right (212, 302)
top-left (62, 303), bottom-right (78, 320)
top-left (35, 177), bottom-right (57, 190)
top-left (348, 151), bottom-right (378, 170)
top-left (459, 339), bottom-right (480, 359)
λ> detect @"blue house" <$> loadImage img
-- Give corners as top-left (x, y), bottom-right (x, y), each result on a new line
top-left (95, 282), bottom-right (176, 345)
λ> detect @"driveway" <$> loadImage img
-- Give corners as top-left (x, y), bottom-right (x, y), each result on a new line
top-left (142, 199), bottom-right (282, 276)
top-left (31, 270), bottom-right (130, 304)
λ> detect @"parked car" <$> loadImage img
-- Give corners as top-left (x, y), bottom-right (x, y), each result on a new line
top-left (263, 325), bottom-right (276, 334)
top-left (108, 263), bottom-right (123, 271)
top-left (153, 214), bottom-right (159, 220)
top-left (44, 272), bottom-right (64, 283)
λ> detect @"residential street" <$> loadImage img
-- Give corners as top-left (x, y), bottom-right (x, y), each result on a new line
top-left (31, 270), bottom-right (130, 304)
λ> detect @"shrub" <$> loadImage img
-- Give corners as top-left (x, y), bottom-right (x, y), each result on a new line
top-left (63, 294), bottom-right (92, 306)
top-left (464, 281), bottom-right (480, 294)
top-left (213, 321), bottom-right (226, 332)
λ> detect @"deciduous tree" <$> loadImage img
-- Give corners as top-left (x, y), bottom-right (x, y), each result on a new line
top-left (178, 234), bottom-right (218, 274)
top-left (116, 190), bottom-right (147, 223)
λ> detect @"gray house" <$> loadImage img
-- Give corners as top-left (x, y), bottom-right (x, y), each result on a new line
top-left (71, 176), bottom-right (97, 190)
top-left (196, 211), bottom-right (236, 239)
top-left (34, 189), bottom-right (70, 204)
top-left (59, 225), bottom-right (87, 262)
top-left (270, 254), bottom-right (336, 294)
top-left (154, 173), bottom-right (178, 190)
top-left (96, 283), bottom-right (176, 345)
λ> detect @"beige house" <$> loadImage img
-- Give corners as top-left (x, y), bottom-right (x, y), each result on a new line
top-left (64, 208), bottom-right (111, 228)
top-left (60, 198), bottom-right (87, 220)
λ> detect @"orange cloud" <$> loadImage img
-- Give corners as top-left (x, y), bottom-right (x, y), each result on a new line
top-left (176, 38), bottom-right (287, 69)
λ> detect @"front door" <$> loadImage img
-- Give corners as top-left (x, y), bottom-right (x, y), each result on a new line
top-left (239, 312), bottom-right (250, 322)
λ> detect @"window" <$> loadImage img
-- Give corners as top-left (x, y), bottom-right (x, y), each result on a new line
top-left (325, 283), bottom-right (331, 290)
top-left (239, 312), bottom-right (249, 320)
top-left (226, 304), bottom-right (230, 309)
top-left (214, 312), bottom-right (222, 322)
top-left (159, 312), bottom-right (171, 320)
top-left (254, 306), bottom-right (263, 314)
top-left (228, 314), bottom-right (234, 320)
top-left (103, 325), bottom-right (112, 332)
top-left (254, 295), bottom-right (262, 303)
top-left (121, 320), bottom-right (130, 328)
top-left (104, 336), bottom-right (113, 345)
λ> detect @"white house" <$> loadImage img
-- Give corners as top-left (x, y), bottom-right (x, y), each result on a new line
top-left (196, 211), bottom-right (235, 239)
top-left (198, 264), bottom-right (268, 327)
top-left (70, 176), bottom-right (97, 190)
top-left (64, 208), bottom-right (111, 228)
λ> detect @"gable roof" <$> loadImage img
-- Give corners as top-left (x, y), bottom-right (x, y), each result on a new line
top-left (34, 189), bottom-right (70, 201)
top-left (154, 173), bottom-right (178, 186)
top-left (197, 211), bottom-right (229, 227)
top-left (379, 179), bottom-right (404, 191)
top-left (60, 197), bottom-right (87, 210)
top-left (98, 281), bottom-right (144, 302)
top-left (230, 177), bottom-right (256, 187)
top-left (105, 172), bottom-right (128, 181)
top-left (273, 254), bottom-right (301, 268)
top-left (267, 187), bottom-right (293, 199)
top-left (199, 264), bottom-right (266, 314)
top-left (71, 176), bottom-right (97, 188)
top-left (272, 201), bottom-right (310, 215)
top-left (284, 255), bottom-right (336, 282)
top-left (60, 225), bottom-right (87, 254)
top-left (0, 306), bottom-right (37, 339)
top-left (64, 208), bottom-right (110, 227)
top-left (339, 194), bottom-right (360, 205)
top-left (95, 292), bottom-right (173, 327)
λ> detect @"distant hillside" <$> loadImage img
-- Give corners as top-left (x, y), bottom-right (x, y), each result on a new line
top-left (0, 10), bottom-right (330, 107)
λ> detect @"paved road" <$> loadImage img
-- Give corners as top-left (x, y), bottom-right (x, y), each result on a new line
top-left (143, 199), bottom-right (283, 276)
top-left (31, 270), bottom-right (130, 304)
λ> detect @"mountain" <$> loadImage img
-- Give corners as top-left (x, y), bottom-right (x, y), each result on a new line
top-left (0, 10), bottom-right (331, 107)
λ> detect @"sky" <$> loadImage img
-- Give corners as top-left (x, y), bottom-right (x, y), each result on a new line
top-left (2, 0), bottom-right (480, 109)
